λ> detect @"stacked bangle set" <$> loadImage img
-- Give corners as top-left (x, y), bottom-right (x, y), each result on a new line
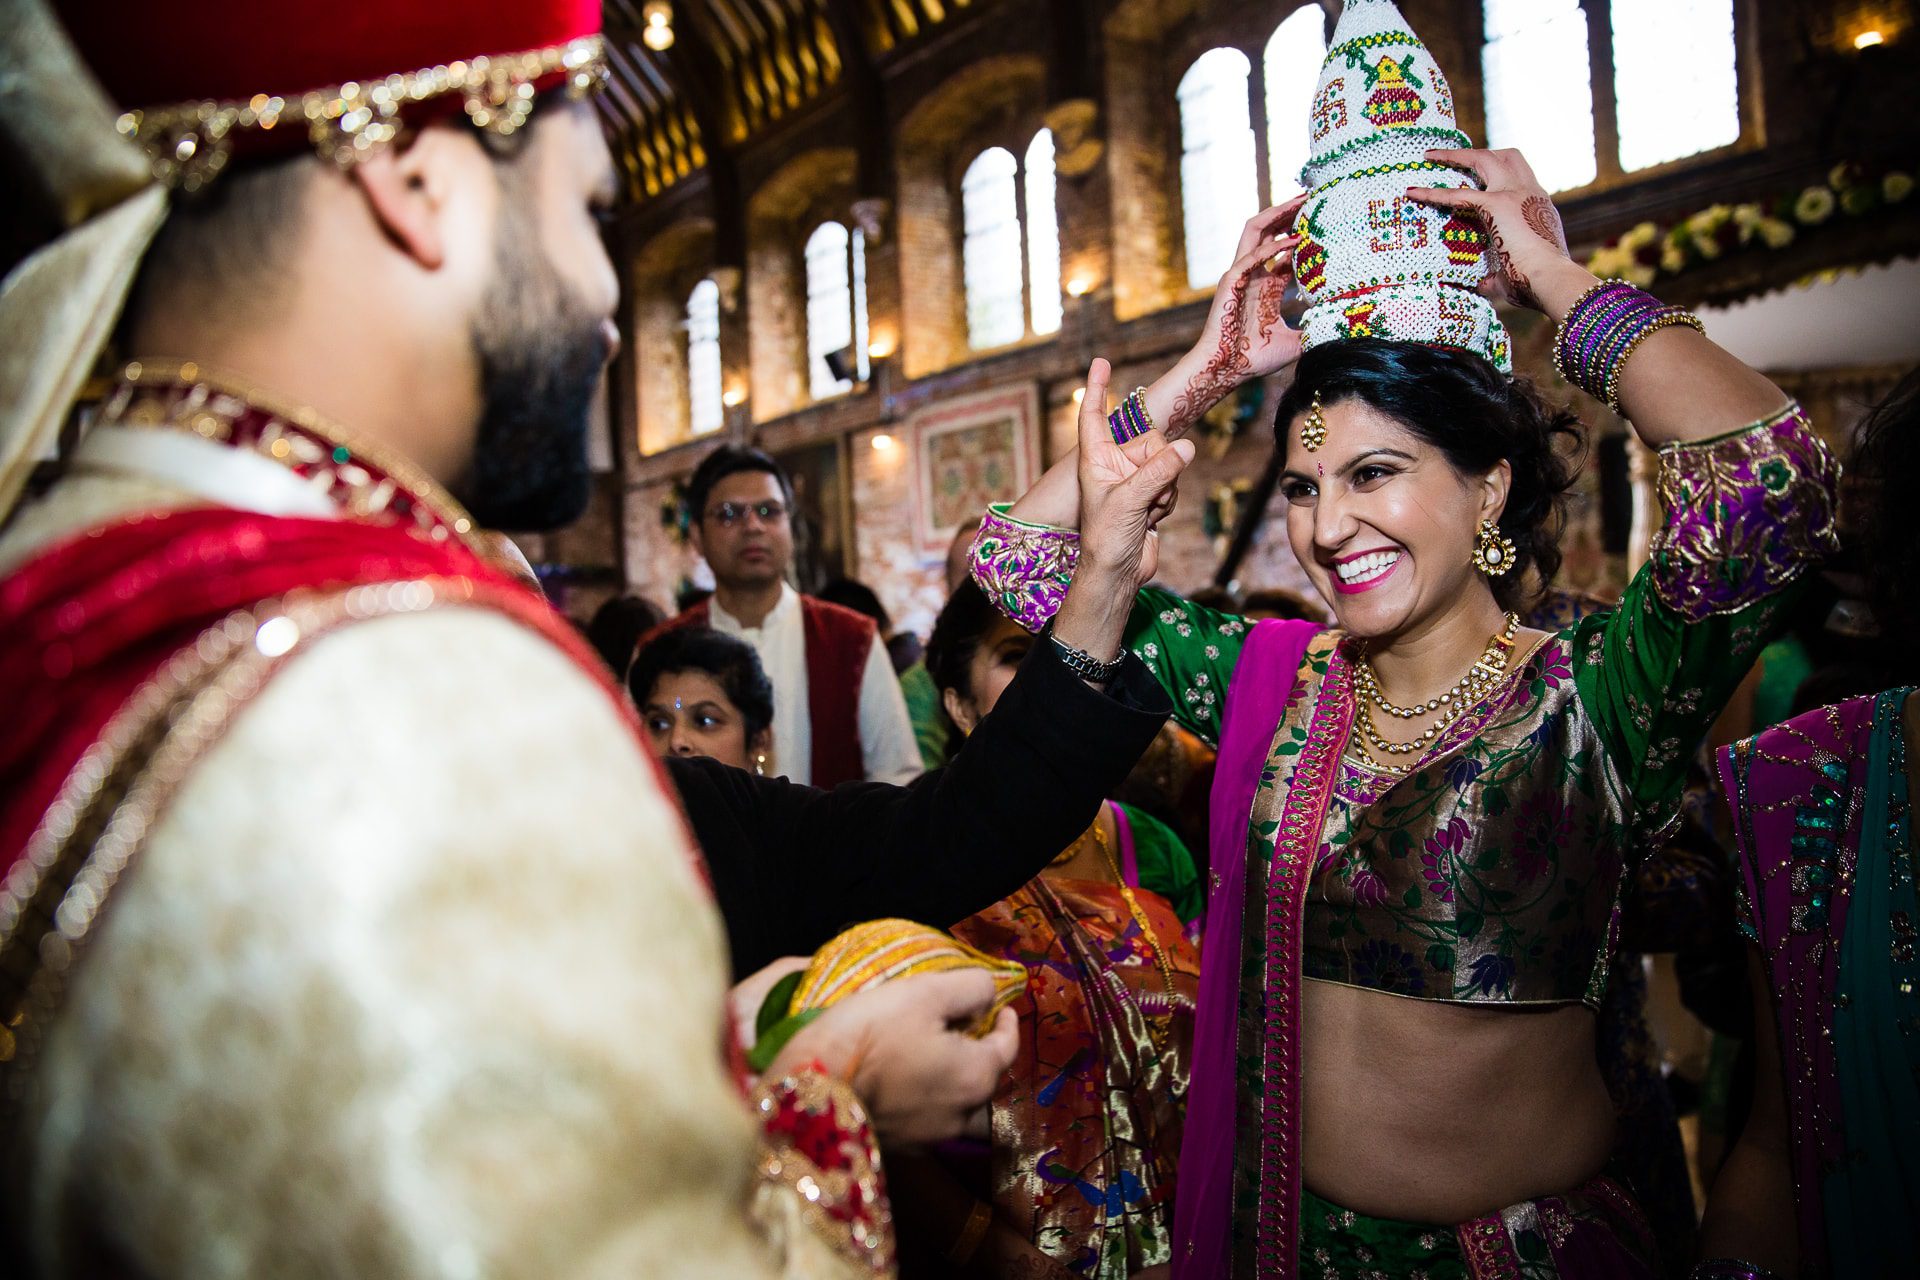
top-left (1553, 278), bottom-right (1705, 412)
top-left (1107, 385), bottom-right (1155, 444)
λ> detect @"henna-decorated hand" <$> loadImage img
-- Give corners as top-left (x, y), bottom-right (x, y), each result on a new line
top-left (1409, 148), bottom-right (1586, 317)
top-left (1165, 198), bottom-right (1306, 435)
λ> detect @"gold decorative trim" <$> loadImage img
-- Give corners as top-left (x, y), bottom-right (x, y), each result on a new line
top-left (107, 360), bottom-right (490, 558)
top-left (115, 35), bottom-right (607, 191)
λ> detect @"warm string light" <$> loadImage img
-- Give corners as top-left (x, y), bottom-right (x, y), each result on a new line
top-left (870, 433), bottom-right (895, 452)
top-left (1854, 29), bottom-right (1885, 49)
top-left (642, 1), bottom-right (675, 51)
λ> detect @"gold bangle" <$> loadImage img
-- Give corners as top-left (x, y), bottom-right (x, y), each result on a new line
top-left (946, 1200), bottom-right (994, 1267)
top-left (1604, 310), bottom-right (1705, 410)
top-left (1129, 386), bottom-right (1157, 434)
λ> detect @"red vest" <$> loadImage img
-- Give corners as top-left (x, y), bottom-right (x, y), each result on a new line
top-left (652, 595), bottom-right (876, 790)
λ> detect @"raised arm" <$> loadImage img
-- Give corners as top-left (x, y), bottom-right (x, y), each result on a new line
top-left (1009, 201), bottom-right (1303, 530)
top-left (1412, 147), bottom-right (1788, 444)
top-left (677, 636), bottom-right (1174, 976)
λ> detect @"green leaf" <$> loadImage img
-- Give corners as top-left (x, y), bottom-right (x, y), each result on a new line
top-left (1277, 740), bottom-right (1303, 755)
top-left (1484, 788), bottom-right (1511, 818)
top-left (1388, 829), bottom-right (1412, 859)
top-left (1402, 883), bottom-right (1423, 908)
top-left (755, 971), bottom-right (805, 1039)
top-left (1457, 910), bottom-right (1484, 940)
top-left (1425, 943), bottom-right (1455, 972)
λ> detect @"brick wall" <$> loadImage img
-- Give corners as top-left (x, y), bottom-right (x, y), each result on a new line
top-left (586, 0), bottom-right (1918, 644)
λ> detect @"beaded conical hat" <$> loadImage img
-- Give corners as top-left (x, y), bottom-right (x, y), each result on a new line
top-left (1291, 0), bottom-right (1510, 371)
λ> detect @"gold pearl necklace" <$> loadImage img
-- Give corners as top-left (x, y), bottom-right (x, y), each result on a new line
top-left (1352, 613), bottom-right (1520, 773)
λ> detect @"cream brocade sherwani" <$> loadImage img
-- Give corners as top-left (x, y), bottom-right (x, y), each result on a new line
top-left (1, 426), bottom-right (869, 1278)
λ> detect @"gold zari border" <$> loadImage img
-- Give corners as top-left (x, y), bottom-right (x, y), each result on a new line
top-left (115, 35), bottom-right (607, 191)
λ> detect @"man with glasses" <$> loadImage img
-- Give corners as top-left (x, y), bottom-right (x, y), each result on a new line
top-left (662, 445), bottom-right (921, 788)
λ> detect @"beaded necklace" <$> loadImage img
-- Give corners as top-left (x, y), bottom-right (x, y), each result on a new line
top-left (1351, 612), bottom-right (1519, 773)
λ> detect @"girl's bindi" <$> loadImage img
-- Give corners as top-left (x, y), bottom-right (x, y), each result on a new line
top-left (1316, 462), bottom-right (1325, 478)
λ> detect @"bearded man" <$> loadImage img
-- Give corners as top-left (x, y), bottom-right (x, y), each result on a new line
top-left (0, 2), bottom-right (1058, 1275)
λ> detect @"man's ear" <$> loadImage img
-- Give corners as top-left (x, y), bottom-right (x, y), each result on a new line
top-left (941, 686), bottom-right (977, 737)
top-left (349, 134), bottom-right (457, 270)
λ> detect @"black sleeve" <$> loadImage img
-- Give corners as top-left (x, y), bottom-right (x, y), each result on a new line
top-left (671, 639), bottom-right (1173, 978)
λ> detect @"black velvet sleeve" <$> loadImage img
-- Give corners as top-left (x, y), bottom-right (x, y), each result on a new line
top-left (668, 638), bottom-right (1174, 979)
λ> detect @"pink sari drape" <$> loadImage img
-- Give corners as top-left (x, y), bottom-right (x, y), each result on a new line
top-left (1172, 619), bottom-right (1320, 1279)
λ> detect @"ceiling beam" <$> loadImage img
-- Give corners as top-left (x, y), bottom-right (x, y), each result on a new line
top-left (820, 0), bottom-right (893, 199)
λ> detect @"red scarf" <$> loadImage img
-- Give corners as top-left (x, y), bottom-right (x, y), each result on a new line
top-left (0, 507), bottom-right (673, 878)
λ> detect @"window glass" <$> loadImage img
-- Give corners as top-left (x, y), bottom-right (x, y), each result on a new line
top-left (805, 221), bottom-right (854, 398)
top-left (1024, 129), bottom-right (1063, 337)
top-left (1178, 47), bottom-right (1260, 289)
top-left (1612, 0), bottom-right (1739, 171)
top-left (1263, 7), bottom-right (1327, 202)
top-left (1481, 0), bottom-right (1597, 193)
top-left (686, 278), bottom-right (723, 436)
top-left (962, 146), bottom-right (1026, 350)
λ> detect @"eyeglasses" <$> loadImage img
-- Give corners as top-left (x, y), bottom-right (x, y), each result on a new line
top-left (704, 499), bottom-right (789, 528)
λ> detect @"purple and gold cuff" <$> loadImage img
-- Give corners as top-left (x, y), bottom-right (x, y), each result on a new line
top-left (970, 503), bottom-right (1080, 634)
top-left (1648, 401), bottom-right (1840, 621)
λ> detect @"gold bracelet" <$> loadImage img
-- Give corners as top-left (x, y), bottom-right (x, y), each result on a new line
top-left (1603, 310), bottom-right (1705, 410)
top-left (1128, 386), bottom-right (1157, 434)
top-left (945, 1200), bottom-right (994, 1267)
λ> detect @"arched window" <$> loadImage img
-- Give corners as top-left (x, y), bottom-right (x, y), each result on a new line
top-left (1024, 130), bottom-right (1063, 338)
top-left (961, 132), bottom-right (1062, 351)
top-left (805, 221), bottom-right (871, 398)
top-left (1178, 47), bottom-right (1259, 290)
top-left (1612, 0), bottom-right (1738, 172)
top-left (1481, 0), bottom-right (1597, 193)
top-left (962, 147), bottom-right (1025, 350)
top-left (1263, 7), bottom-right (1327, 203)
top-left (686, 278), bottom-right (724, 436)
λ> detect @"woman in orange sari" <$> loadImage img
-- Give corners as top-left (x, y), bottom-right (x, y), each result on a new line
top-left (893, 580), bottom-right (1201, 1279)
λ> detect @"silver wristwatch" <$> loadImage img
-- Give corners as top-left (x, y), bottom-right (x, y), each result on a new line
top-left (1047, 628), bottom-right (1124, 686)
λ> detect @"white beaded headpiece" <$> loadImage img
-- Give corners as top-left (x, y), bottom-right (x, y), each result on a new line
top-left (1291, 0), bottom-right (1511, 371)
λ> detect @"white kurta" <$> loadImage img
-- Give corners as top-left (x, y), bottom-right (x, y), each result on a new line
top-left (707, 583), bottom-right (921, 787)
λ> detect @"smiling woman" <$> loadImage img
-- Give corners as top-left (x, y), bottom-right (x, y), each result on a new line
top-left (1272, 338), bottom-right (1582, 619)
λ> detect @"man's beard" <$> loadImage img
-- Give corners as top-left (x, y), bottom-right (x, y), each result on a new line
top-left (456, 223), bottom-right (608, 532)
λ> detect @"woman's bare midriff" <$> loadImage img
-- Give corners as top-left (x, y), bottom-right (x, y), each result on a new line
top-left (1299, 976), bottom-right (1616, 1225)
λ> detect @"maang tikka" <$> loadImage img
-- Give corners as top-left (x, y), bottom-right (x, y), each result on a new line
top-left (1301, 392), bottom-right (1328, 452)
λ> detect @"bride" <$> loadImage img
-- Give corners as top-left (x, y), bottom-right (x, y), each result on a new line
top-left (968, 143), bottom-right (1838, 1277)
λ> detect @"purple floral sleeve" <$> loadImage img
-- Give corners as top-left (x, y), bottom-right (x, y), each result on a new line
top-left (1648, 402), bottom-right (1840, 621)
top-left (969, 503), bottom-right (1080, 634)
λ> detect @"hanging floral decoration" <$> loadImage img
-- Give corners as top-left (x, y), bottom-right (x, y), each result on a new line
top-left (1585, 162), bottom-right (1914, 288)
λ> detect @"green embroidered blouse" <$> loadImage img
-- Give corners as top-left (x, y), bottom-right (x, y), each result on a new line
top-left (972, 403), bottom-right (1840, 1007)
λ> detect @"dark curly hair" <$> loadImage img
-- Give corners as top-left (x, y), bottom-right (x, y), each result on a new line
top-left (627, 626), bottom-right (776, 740)
top-left (1850, 365), bottom-right (1920, 653)
top-left (1272, 339), bottom-right (1585, 610)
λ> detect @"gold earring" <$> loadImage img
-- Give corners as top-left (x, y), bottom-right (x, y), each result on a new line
top-left (1471, 520), bottom-right (1517, 577)
top-left (754, 753), bottom-right (767, 777)
top-left (1301, 392), bottom-right (1328, 452)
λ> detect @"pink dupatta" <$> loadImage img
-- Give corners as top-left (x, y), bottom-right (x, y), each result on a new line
top-left (1172, 619), bottom-right (1325, 1278)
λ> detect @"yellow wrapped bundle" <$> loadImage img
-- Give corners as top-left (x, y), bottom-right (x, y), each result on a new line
top-left (750, 919), bottom-right (1027, 1070)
